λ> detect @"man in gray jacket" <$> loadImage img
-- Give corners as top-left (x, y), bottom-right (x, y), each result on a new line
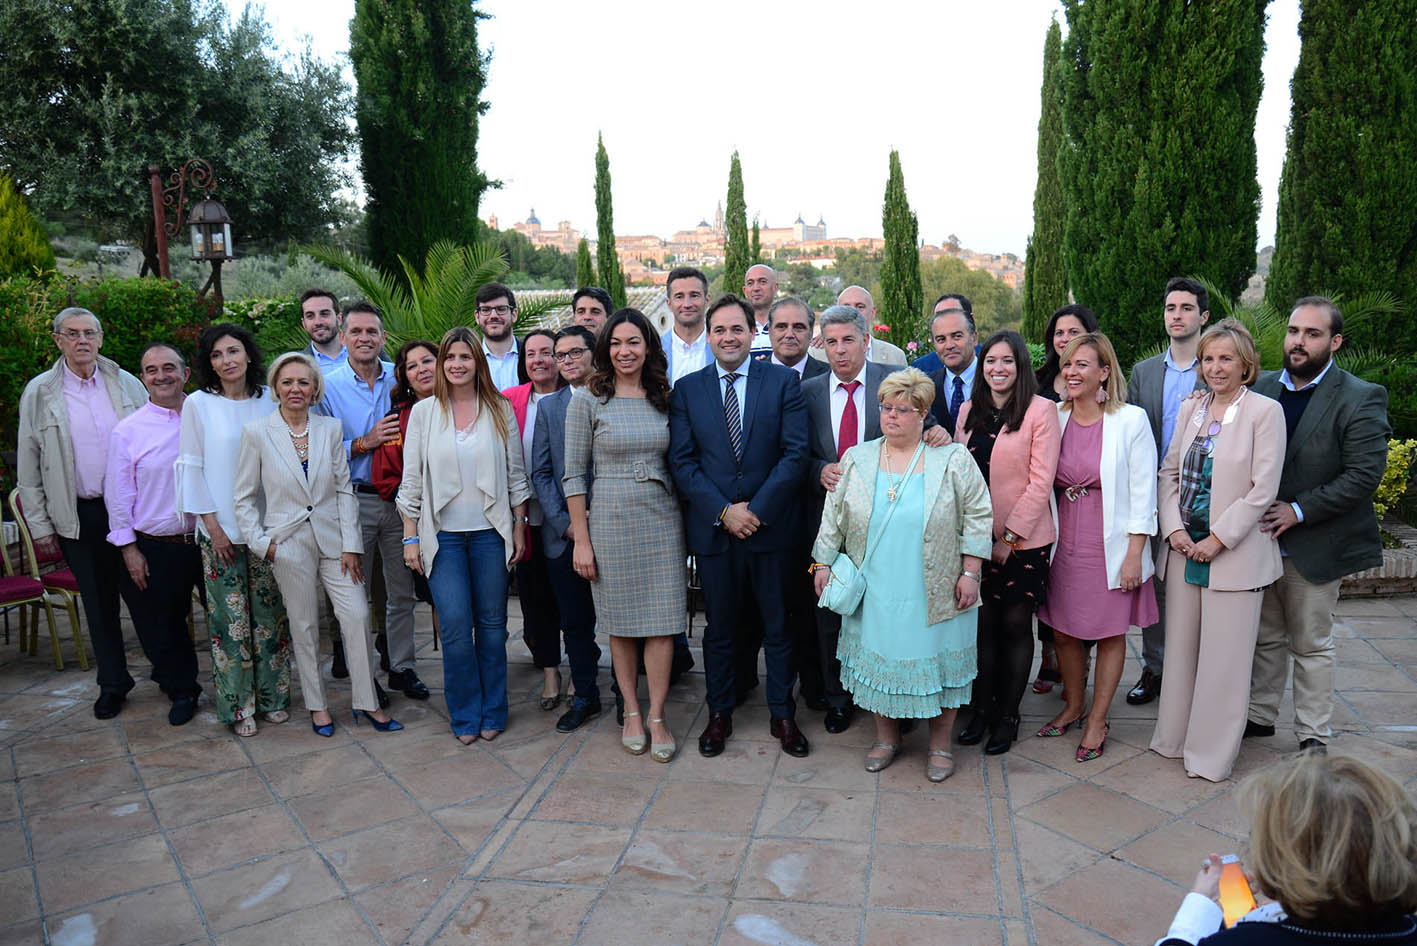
top-left (17, 307), bottom-right (147, 719)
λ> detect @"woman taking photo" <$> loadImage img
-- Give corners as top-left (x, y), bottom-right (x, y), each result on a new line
top-left (398, 327), bottom-right (530, 745)
top-left (954, 331), bottom-right (1060, 755)
top-left (1032, 304), bottom-right (1099, 695)
top-left (233, 352), bottom-right (400, 737)
top-left (812, 368), bottom-right (993, 781)
top-left (1156, 753), bottom-right (1417, 945)
top-left (563, 308), bottom-right (686, 762)
top-left (502, 329), bottom-right (569, 711)
top-left (177, 324), bottom-right (291, 738)
top-left (1035, 332), bottom-right (1157, 763)
top-left (1150, 319), bottom-right (1284, 782)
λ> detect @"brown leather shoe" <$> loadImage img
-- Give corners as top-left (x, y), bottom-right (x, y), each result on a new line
top-left (770, 716), bottom-right (810, 758)
top-left (698, 712), bottom-right (733, 757)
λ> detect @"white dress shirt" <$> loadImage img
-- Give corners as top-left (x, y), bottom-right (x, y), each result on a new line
top-left (483, 339), bottom-right (520, 391)
top-left (716, 361), bottom-right (749, 432)
top-left (668, 327), bottom-right (709, 386)
top-left (828, 365), bottom-right (869, 453)
top-left (772, 353), bottom-right (807, 378)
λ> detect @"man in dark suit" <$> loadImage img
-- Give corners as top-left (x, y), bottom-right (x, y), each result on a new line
top-left (670, 294), bottom-right (811, 758)
top-left (926, 295), bottom-right (978, 434)
top-left (1123, 276), bottom-right (1212, 706)
top-left (1246, 296), bottom-right (1389, 752)
top-left (801, 305), bottom-right (950, 733)
top-left (530, 325), bottom-right (603, 733)
top-left (756, 296), bottom-right (829, 381)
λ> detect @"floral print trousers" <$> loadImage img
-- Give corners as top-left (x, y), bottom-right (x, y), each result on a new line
top-left (200, 537), bottom-right (292, 723)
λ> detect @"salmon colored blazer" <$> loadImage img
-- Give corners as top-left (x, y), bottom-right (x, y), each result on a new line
top-left (954, 394), bottom-right (1062, 551)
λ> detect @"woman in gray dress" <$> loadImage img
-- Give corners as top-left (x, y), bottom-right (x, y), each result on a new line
top-left (564, 308), bottom-right (687, 763)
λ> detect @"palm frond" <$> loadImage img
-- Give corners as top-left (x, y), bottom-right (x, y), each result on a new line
top-left (1335, 345), bottom-right (1397, 380)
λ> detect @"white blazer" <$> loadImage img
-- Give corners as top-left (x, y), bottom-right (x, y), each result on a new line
top-left (1055, 401), bottom-right (1158, 589)
top-left (395, 396), bottom-right (533, 572)
top-left (232, 412), bottom-right (362, 562)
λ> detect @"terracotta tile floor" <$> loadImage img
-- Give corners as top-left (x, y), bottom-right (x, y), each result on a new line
top-left (2, 594), bottom-right (1415, 945)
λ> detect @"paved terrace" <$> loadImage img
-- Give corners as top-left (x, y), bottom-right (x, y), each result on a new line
top-left (1, 595), bottom-right (1415, 946)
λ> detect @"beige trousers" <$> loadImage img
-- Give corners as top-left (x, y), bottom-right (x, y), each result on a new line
top-left (1248, 558), bottom-right (1340, 741)
top-left (1150, 551), bottom-right (1264, 781)
top-left (270, 522), bottom-right (379, 713)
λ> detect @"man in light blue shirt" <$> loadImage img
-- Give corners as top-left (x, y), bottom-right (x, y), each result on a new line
top-left (317, 300), bottom-right (427, 703)
top-left (475, 282), bottom-right (521, 390)
top-left (299, 288), bottom-right (348, 372)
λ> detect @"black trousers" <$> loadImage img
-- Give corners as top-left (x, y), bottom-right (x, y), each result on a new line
top-left (785, 540), bottom-right (824, 702)
top-left (814, 607), bottom-right (850, 711)
top-left (118, 536), bottom-right (202, 699)
top-left (543, 543), bottom-right (602, 703)
top-left (515, 530), bottom-right (562, 670)
top-left (59, 498), bottom-right (139, 695)
top-left (699, 543), bottom-right (796, 719)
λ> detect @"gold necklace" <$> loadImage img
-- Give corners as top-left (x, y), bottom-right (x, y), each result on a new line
top-left (883, 443), bottom-right (913, 503)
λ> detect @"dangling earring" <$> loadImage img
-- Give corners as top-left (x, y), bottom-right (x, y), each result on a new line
top-left (1095, 384), bottom-right (1109, 404)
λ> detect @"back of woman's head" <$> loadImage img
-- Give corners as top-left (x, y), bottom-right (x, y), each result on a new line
top-left (1238, 753), bottom-right (1417, 930)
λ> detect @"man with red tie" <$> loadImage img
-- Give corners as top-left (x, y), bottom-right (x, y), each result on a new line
top-left (800, 305), bottom-right (949, 733)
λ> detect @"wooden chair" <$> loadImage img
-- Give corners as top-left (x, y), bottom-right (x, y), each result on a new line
top-left (8, 489), bottom-right (88, 670)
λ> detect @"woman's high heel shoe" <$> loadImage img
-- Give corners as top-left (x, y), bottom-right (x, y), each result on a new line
top-left (1076, 722), bottom-right (1109, 763)
top-left (621, 710), bottom-right (648, 755)
top-left (648, 717), bottom-right (675, 763)
top-left (353, 709), bottom-right (404, 732)
top-left (311, 716), bottom-right (334, 738)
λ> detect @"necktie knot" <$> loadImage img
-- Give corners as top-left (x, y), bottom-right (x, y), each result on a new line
top-left (724, 372), bottom-right (740, 384)
top-left (842, 380), bottom-right (861, 395)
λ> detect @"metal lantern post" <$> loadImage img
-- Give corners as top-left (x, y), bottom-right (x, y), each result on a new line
top-left (147, 159), bottom-right (236, 309)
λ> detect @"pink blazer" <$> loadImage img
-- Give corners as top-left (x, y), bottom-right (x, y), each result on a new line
top-left (502, 382), bottom-right (532, 432)
top-left (955, 395), bottom-right (1061, 550)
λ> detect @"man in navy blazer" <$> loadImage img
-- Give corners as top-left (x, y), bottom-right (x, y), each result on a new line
top-left (670, 294), bottom-right (811, 759)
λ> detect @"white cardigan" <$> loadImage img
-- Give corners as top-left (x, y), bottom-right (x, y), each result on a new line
top-left (395, 396), bottom-right (532, 572)
top-left (1055, 401), bottom-right (1158, 589)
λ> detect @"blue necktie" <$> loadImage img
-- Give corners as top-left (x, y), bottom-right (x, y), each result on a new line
top-left (723, 372), bottom-right (743, 461)
top-left (950, 375), bottom-right (965, 426)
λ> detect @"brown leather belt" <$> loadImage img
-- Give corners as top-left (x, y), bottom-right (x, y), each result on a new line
top-left (137, 531), bottom-right (196, 545)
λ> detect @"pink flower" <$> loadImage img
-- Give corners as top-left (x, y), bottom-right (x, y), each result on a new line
top-left (874, 323), bottom-right (889, 333)
top-left (906, 341), bottom-right (919, 352)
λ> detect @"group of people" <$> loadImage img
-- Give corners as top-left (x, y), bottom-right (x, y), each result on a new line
top-left (13, 267), bottom-right (1389, 785)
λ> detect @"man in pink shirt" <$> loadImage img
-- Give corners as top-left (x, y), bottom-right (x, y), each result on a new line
top-left (17, 307), bottom-right (147, 719)
top-left (105, 343), bottom-right (204, 726)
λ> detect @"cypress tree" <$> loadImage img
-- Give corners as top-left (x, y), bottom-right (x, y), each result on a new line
top-left (1060, 0), bottom-right (1265, 367)
top-left (594, 133), bottom-right (626, 308)
top-left (350, 0), bottom-right (491, 279)
top-left (1267, 0), bottom-right (1417, 350)
top-left (751, 219), bottom-right (762, 265)
top-left (1022, 19), bottom-right (1068, 343)
top-left (723, 151), bottom-right (750, 298)
top-left (575, 237), bottom-right (595, 290)
top-left (880, 150), bottom-right (923, 349)
top-left (0, 174), bottom-right (56, 276)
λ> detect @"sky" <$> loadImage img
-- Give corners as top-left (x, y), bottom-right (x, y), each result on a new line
top-left (230, 0), bottom-right (1302, 257)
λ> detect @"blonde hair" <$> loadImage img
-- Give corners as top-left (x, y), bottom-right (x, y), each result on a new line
top-left (1058, 332), bottom-right (1127, 413)
top-left (266, 351), bottom-right (324, 403)
top-left (1197, 317), bottom-right (1261, 386)
top-left (1237, 753), bottom-right (1417, 930)
top-left (876, 367), bottom-right (936, 414)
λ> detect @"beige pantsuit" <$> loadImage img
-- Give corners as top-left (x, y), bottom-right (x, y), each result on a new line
top-left (1248, 558), bottom-right (1341, 741)
top-left (271, 521), bottom-right (379, 712)
top-left (1150, 391), bottom-right (1286, 782)
top-left (1150, 551), bottom-right (1265, 780)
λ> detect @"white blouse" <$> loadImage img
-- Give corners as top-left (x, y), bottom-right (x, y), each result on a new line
top-left (177, 389), bottom-right (277, 543)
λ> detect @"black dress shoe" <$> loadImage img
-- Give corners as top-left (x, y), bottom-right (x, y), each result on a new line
top-left (957, 711), bottom-right (989, 746)
top-left (698, 712), bottom-right (733, 757)
top-left (1243, 719), bottom-right (1275, 738)
top-left (1298, 738), bottom-right (1327, 754)
top-left (93, 692), bottom-right (125, 719)
top-left (375, 681), bottom-right (391, 710)
top-left (985, 716), bottom-right (1019, 755)
top-left (802, 693), bottom-right (830, 712)
top-left (168, 694), bottom-right (199, 727)
top-left (1125, 667), bottom-right (1162, 705)
top-left (770, 717), bottom-right (810, 757)
top-left (388, 669), bottom-right (430, 701)
top-left (331, 639), bottom-right (349, 679)
top-left (556, 697), bottom-right (601, 733)
top-left (823, 706), bottom-right (853, 734)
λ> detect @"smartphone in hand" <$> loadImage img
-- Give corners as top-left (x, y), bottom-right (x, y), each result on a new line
top-left (1218, 854), bottom-right (1258, 927)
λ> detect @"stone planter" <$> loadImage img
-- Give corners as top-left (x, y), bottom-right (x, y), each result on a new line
top-left (1342, 518), bottom-right (1417, 597)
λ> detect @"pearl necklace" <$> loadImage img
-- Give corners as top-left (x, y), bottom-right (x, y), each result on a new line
top-left (282, 415), bottom-right (310, 460)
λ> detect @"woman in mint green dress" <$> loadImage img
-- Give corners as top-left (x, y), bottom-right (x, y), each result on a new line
top-left (813, 369), bottom-right (993, 781)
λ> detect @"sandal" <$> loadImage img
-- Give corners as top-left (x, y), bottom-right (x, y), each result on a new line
top-left (863, 742), bottom-right (899, 773)
top-left (234, 717), bottom-right (257, 737)
top-left (926, 749), bottom-right (955, 782)
top-left (621, 710), bottom-right (648, 755)
top-left (263, 710), bottom-right (289, 724)
top-left (648, 716), bottom-right (676, 763)
top-left (1033, 645), bottom-right (1060, 693)
top-left (1076, 723), bottom-right (1110, 763)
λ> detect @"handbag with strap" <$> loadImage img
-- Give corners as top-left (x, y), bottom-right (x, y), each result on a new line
top-left (817, 441), bottom-right (926, 617)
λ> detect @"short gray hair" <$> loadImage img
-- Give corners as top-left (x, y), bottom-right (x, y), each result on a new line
top-left (768, 296), bottom-right (815, 331)
top-left (53, 307), bottom-right (101, 334)
top-left (818, 304), bottom-right (867, 337)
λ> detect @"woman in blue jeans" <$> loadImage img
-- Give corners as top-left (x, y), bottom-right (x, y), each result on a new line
top-left (398, 326), bottom-right (531, 743)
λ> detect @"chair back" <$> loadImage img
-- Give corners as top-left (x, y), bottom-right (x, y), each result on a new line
top-left (7, 489), bottom-right (51, 579)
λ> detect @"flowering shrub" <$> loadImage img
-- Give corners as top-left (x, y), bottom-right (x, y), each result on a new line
top-left (1375, 439), bottom-right (1417, 521)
